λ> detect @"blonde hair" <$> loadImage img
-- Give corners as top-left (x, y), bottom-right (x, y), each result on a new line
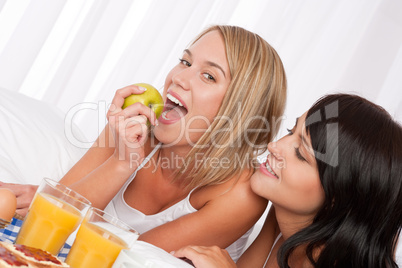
top-left (177, 25), bottom-right (287, 189)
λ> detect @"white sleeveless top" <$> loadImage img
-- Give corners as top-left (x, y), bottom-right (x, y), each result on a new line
top-left (263, 233), bottom-right (282, 267)
top-left (104, 143), bottom-right (253, 261)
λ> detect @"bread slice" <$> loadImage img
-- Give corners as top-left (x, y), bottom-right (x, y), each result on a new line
top-left (0, 242), bottom-right (69, 268)
top-left (0, 244), bottom-right (30, 267)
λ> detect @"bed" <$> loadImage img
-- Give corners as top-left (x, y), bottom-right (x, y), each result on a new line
top-left (0, 87), bottom-right (87, 185)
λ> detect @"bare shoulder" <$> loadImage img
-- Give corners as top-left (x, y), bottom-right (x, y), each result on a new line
top-left (138, 169), bottom-right (268, 251)
top-left (191, 168), bottom-right (267, 213)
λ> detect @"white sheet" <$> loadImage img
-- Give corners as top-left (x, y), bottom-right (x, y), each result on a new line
top-left (0, 88), bottom-right (87, 184)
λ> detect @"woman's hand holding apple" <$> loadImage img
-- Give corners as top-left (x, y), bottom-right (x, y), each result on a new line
top-left (107, 84), bottom-right (159, 169)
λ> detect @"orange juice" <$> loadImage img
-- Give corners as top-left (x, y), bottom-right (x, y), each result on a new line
top-left (65, 221), bottom-right (128, 268)
top-left (15, 192), bottom-right (82, 255)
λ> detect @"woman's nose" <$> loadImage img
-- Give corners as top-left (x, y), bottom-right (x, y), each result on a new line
top-left (171, 68), bottom-right (192, 91)
top-left (267, 140), bottom-right (285, 162)
top-left (268, 141), bottom-right (279, 154)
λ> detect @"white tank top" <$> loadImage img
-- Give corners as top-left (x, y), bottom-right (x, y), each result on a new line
top-left (263, 233), bottom-right (282, 267)
top-left (104, 143), bottom-right (253, 261)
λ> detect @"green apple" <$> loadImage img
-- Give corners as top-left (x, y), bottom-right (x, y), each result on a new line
top-left (122, 83), bottom-right (164, 119)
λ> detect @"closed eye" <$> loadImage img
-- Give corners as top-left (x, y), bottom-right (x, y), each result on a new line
top-left (295, 147), bottom-right (307, 162)
top-left (288, 128), bottom-right (307, 162)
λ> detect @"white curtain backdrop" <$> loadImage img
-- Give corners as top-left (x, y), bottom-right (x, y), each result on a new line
top-left (0, 0), bottom-right (401, 142)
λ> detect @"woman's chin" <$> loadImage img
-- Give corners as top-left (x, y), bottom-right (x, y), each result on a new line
top-left (250, 169), bottom-right (280, 199)
top-left (153, 124), bottom-right (186, 147)
top-left (250, 171), bottom-right (267, 197)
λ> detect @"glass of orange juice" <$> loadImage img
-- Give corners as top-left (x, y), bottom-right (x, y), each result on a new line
top-left (15, 178), bottom-right (91, 255)
top-left (65, 207), bottom-right (139, 268)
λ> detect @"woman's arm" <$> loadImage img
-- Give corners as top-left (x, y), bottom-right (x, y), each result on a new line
top-left (66, 85), bottom-right (157, 208)
top-left (60, 123), bottom-right (134, 209)
top-left (139, 173), bottom-right (268, 254)
top-left (172, 206), bottom-right (278, 268)
top-left (60, 124), bottom-right (115, 187)
top-left (62, 84), bottom-right (155, 187)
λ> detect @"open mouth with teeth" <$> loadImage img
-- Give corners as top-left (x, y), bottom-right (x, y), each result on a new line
top-left (160, 92), bottom-right (188, 123)
top-left (265, 161), bottom-right (279, 178)
top-left (260, 158), bottom-right (279, 179)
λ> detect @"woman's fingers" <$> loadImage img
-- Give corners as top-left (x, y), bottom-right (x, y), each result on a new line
top-left (121, 102), bottom-right (157, 126)
top-left (125, 114), bottom-right (148, 128)
top-left (0, 182), bottom-right (38, 217)
top-left (110, 115), bottom-right (148, 143)
top-left (108, 111), bottom-right (149, 162)
top-left (173, 246), bottom-right (236, 268)
top-left (113, 85), bottom-right (147, 108)
top-left (108, 101), bottom-right (157, 127)
top-left (107, 85), bottom-right (147, 117)
top-left (106, 86), bottom-right (157, 164)
top-left (173, 245), bottom-right (202, 258)
top-left (125, 116), bottom-right (149, 144)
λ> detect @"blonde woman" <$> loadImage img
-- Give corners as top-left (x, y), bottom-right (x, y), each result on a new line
top-left (4, 25), bottom-right (287, 260)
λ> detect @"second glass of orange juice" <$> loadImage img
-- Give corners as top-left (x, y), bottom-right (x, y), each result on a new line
top-left (15, 178), bottom-right (91, 255)
top-left (65, 207), bottom-right (139, 268)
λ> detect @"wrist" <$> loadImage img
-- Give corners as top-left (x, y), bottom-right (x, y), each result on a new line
top-left (107, 153), bottom-right (142, 174)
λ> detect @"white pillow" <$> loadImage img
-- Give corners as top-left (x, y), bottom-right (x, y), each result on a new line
top-left (0, 88), bottom-right (87, 185)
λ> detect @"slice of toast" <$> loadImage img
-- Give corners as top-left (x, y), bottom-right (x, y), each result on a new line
top-left (0, 245), bottom-right (30, 267)
top-left (0, 242), bottom-right (69, 268)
